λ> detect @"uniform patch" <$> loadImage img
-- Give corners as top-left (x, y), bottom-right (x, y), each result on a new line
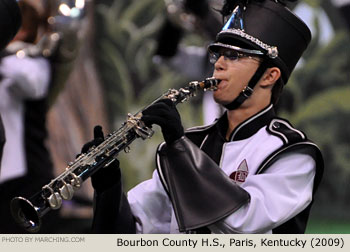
top-left (229, 159), bottom-right (249, 185)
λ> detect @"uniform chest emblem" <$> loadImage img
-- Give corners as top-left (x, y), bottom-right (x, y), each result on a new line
top-left (229, 159), bottom-right (249, 185)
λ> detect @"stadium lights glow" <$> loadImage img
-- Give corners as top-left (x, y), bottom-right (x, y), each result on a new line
top-left (75, 0), bottom-right (85, 9)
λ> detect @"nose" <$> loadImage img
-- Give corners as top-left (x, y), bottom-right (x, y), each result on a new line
top-left (214, 55), bottom-right (227, 71)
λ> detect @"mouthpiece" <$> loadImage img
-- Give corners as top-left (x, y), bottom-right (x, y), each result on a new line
top-left (200, 77), bottom-right (220, 90)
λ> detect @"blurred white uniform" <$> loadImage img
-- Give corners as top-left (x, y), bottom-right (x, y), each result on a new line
top-left (0, 53), bottom-right (50, 183)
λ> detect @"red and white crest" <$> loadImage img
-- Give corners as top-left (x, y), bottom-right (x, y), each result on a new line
top-left (229, 159), bottom-right (249, 185)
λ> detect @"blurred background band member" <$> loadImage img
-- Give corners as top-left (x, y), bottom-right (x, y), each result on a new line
top-left (1, 0), bottom-right (91, 233)
top-left (0, 0), bottom-right (53, 233)
top-left (0, 0), bottom-right (22, 169)
top-left (0, 0), bottom-right (85, 233)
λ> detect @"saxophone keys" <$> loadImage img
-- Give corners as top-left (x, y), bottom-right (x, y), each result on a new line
top-left (124, 146), bottom-right (131, 153)
top-left (70, 173), bottom-right (82, 190)
top-left (47, 192), bottom-right (62, 210)
top-left (42, 185), bottom-right (62, 210)
top-left (59, 182), bottom-right (74, 200)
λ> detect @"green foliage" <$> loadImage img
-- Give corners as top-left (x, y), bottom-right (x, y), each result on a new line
top-left (306, 218), bottom-right (350, 234)
top-left (280, 29), bottom-right (350, 218)
top-left (291, 32), bottom-right (350, 102)
top-left (93, 0), bottom-right (202, 189)
top-left (303, 0), bottom-right (321, 8)
top-left (94, 0), bottom-right (167, 119)
top-left (286, 87), bottom-right (350, 214)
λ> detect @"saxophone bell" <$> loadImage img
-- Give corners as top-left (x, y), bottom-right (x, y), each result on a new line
top-left (11, 194), bottom-right (50, 233)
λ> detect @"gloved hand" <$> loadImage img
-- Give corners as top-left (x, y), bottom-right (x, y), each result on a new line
top-left (141, 99), bottom-right (184, 145)
top-left (81, 125), bottom-right (121, 193)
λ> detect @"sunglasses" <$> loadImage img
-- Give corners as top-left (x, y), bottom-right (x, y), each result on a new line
top-left (209, 49), bottom-right (261, 64)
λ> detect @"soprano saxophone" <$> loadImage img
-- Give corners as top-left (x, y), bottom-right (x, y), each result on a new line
top-left (10, 77), bottom-right (219, 233)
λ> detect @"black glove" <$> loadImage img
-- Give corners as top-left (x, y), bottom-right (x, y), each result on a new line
top-left (81, 125), bottom-right (121, 193)
top-left (141, 99), bottom-right (184, 145)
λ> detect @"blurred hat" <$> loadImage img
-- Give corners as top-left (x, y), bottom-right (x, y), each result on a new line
top-left (0, 0), bottom-right (22, 50)
top-left (208, 0), bottom-right (311, 83)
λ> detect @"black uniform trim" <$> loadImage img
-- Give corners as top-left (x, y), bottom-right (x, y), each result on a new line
top-left (255, 141), bottom-right (324, 234)
top-left (184, 105), bottom-right (276, 165)
top-left (267, 118), bottom-right (306, 145)
top-left (256, 141), bottom-right (323, 190)
top-left (185, 105), bottom-right (276, 145)
top-left (156, 142), bottom-right (170, 194)
top-left (186, 121), bottom-right (217, 133)
top-left (156, 137), bottom-right (250, 232)
top-left (258, 118), bottom-right (323, 233)
top-left (185, 123), bottom-right (217, 148)
top-left (230, 104), bottom-right (275, 141)
top-left (0, 115), bottom-right (5, 166)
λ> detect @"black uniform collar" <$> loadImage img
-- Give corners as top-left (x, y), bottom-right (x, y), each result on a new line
top-left (216, 104), bottom-right (275, 142)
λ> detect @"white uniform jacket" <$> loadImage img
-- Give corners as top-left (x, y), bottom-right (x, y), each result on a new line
top-left (0, 54), bottom-right (51, 183)
top-left (128, 105), bottom-right (323, 234)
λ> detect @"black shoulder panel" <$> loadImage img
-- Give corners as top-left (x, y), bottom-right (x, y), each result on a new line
top-left (267, 118), bottom-right (306, 145)
top-left (257, 141), bottom-right (324, 193)
top-left (257, 141), bottom-right (324, 234)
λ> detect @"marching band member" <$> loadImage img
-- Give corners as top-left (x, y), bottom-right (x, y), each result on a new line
top-left (87, 0), bottom-right (323, 234)
top-left (0, 0), bottom-right (21, 170)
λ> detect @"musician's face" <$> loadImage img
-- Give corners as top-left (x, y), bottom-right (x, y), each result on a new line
top-left (212, 48), bottom-right (261, 106)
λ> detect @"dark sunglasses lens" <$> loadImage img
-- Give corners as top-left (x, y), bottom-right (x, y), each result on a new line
top-left (209, 52), bottom-right (219, 64)
top-left (209, 50), bottom-right (244, 64)
top-left (223, 50), bottom-right (240, 60)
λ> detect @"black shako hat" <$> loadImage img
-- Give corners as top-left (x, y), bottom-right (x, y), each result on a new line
top-left (208, 0), bottom-right (311, 84)
top-left (0, 0), bottom-right (22, 51)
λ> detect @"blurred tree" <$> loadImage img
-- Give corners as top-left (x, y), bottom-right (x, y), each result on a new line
top-left (278, 1), bottom-right (350, 221)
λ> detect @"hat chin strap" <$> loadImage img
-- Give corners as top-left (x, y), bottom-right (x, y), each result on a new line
top-left (224, 60), bottom-right (269, 110)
